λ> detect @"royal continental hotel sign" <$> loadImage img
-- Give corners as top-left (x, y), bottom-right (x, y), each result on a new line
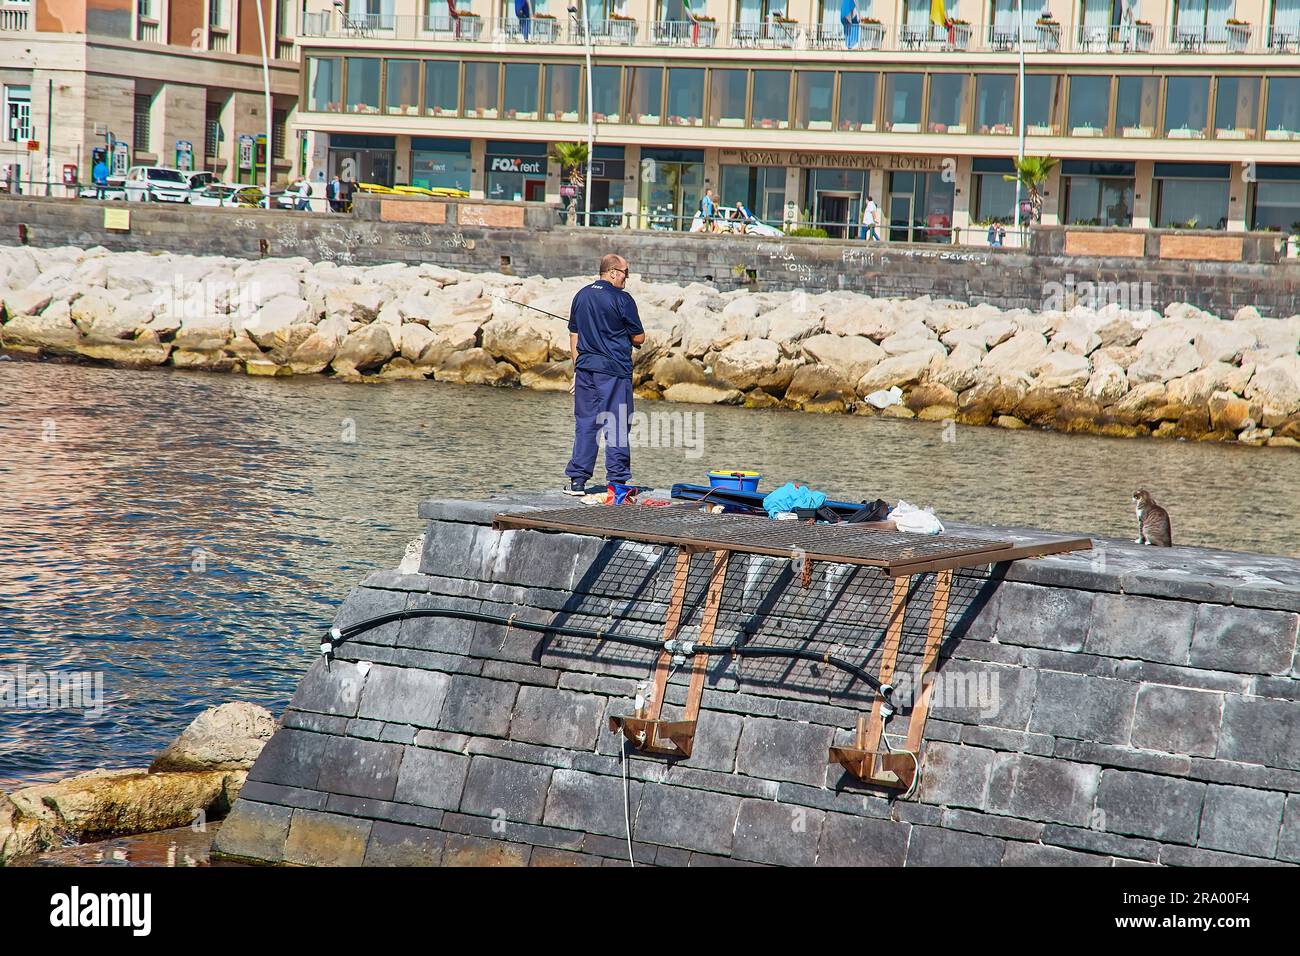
top-left (720, 150), bottom-right (947, 171)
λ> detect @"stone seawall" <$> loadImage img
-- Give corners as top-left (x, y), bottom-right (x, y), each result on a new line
top-left (212, 493), bottom-right (1300, 867)
top-left (3, 243), bottom-right (1298, 448)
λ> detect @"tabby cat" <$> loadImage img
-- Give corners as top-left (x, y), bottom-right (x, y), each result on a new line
top-left (1132, 490), bottom-right (1173, 547)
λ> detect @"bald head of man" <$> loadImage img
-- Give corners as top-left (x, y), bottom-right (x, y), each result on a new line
top-left (599, 254), bottom-right (629, 290)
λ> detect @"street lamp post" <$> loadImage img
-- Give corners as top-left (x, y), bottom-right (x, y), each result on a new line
top-left (568, 4), bottom-right (595, 225)
top-left (1014, 0), bottom-right (1026, 237)
top-left (252, 0), bottom-right (274, 208)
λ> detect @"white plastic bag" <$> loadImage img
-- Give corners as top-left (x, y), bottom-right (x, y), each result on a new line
top-left (888, 499), bottom-right (945, 535)
top-left (865, 385), bottom-right (904, 409)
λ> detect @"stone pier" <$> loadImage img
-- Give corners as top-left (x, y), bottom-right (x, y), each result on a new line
top-left (213, 493), bottom-right (1300, 866)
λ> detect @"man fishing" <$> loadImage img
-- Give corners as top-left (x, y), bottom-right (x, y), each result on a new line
top-left (563, 254), bottom-right (645, 495)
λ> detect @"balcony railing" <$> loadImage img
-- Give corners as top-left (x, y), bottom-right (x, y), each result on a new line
top-left (296, 12), bottom-right (1298, 54)
top-left (137, 18), bottom-right (160, 43)
top-left (0, 2), bottom-right (30, 32)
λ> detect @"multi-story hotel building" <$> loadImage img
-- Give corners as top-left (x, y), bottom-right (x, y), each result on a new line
top-left (0, 0), bottom-right (302, 193)
top-left (295, 0), bottom-right (1300, 241)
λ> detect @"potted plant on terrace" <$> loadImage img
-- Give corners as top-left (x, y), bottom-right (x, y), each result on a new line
top-left (1035, 11), bottom-right (1060, 51)
top-left (1226, 17), bottom-right (1251, 51)
top-left (860, 16), bottom-right (884, 48)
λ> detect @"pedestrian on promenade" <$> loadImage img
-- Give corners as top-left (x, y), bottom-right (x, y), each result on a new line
top-left (295, 178), bottom-right (312, 211)
top-left (92, 157), bottom-right (109, 199)
top-left (327, 175), bottom-right (343, 212)
top-left (563, 253), bottom-right (646, 496)
top-left (699, 188), bottom-right (717, 232)
top-left (859, 194), bottom-right (880, 240)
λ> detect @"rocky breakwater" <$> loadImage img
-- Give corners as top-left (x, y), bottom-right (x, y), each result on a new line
top-left (0, 702), bottom-right (274, 864)
top-left (1, 244), bottom-right (1298, 447)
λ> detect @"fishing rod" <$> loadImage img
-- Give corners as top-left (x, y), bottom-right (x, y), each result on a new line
top-left (490, 293), bottom-right (642, 348)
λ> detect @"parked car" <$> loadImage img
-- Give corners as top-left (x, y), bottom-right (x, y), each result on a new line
top-left (187, 170), bottom-right (218, 191)
top-left (77, 177), bottom-right (127, 201)
top-left (123, 166), bottom-right (192, 203)
top-left (191, 183), bottom-right (245, 207)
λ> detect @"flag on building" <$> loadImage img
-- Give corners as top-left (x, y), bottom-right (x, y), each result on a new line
top-left (930, 0), bottom-right (947, 25)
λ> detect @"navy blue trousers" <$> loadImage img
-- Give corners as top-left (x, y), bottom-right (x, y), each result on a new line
top-left (566, 369), bottom-right (633, 484)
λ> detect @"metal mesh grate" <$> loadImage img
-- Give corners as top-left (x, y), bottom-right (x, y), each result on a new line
top-left (494, 505), bottom-right (1027, 573)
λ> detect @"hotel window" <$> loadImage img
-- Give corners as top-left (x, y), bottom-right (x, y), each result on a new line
top-left (204, 100), bottom-right (223, 157)
top-left (884, 72), bottom-right (923, 132)
top-left (346, 0), bottom-right (395, 28)
top-left (3, 85), bottom-right (30, 143)
top-left (424, 60), bottom-right (459, 116)
top-left (927, 74), bottom-right (970, 134)
top-left (503, 63), bottom-right (539, 120)
top-left (1154, 162), bottom-right (1229, 228)
top-left (592, 66), bottom-right (622, 122)
top-left (628, 67), bottom-right (664, 125)
top-left (1248, 164), bottom-right (1300, 230)
top-left (1164, 75), bottom-right (1209, 138)
top-left (209, 0), bottom-right (225, 27)
top-left (1115, 75), bottom-right (1158, 137)
top-left (990, 0), bottom-right (1040, 40)
top-left (275, 0), bottom-right (292, 34)
top-left (133, 92), bottom-right (153, 152)
top-left (901, 0), bottom-right (933, 41)
top-left (345, 58), bottom-right (382, 114)
top-left (545, 65), bottom-right (582, 122)
top-left (1173, 0), bottom-right (1232, 43)
top-left (838, 72), bottom-right (878, 131)
top-left (1067, 75), bottom-right (1111, 136)
top-left (1270, 0), bottom-right (1300, 48)
top-left (708, 69), bottom-right (748, 127)
top-left (736, 0), bottom-right (782, 22)
top-left (386, 60), bottom-right (420, 116)
top-left (1078, 0), bottom-right (1124, 48)
top-left (307, 57), bottom-right (342, 112)
top-left (1265, 76), bottom-right (1300, 139)
top-left (1024, 74), bottom-right (1063, 135)
top-left (464, 62), bottom-right (500, 119)
top-left (971, 156), bottom-right (1017, 224)
top-left (795, 71), bottom-right (834, 130)
top-left (751, 71), bottom-right (791, 129)
top-left (272, 109), bottom-right (287, 158)
top-left (975, 75), bottom-right (1014, 134)
top-left (1214, 76), bottom-right (1259, 138)
top-left (666, 68), bottom-right (704, 127)
top-left (1061, 159), bottom-right (1134, 225)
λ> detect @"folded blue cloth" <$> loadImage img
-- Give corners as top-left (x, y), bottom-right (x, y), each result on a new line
top-left (762, 482), bottom-right (827, 518)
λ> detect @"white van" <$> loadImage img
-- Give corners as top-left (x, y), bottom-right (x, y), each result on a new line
top-left (122, 166), bottom-right (192, 203)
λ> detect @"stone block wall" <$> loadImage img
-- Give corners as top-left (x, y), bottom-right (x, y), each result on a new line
top-left (212, 493), bottom-right (1300, 867)
top-left (3, 195), bottom-right (1300, 318)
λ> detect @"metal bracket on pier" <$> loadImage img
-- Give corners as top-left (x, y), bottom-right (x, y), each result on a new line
top-left (609, 545), bottom-right (730, 759)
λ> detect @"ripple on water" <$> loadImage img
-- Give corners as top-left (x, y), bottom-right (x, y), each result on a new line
top-left (0, 360), bottom-right (1297, 785)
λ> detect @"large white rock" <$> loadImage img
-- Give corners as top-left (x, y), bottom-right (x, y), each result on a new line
top-left (680, 309), bottom-right (724, 358)
top-left (1051, 320), bottom-right (1102, 356)
top-left (934, 342), bottom-right (985, 393)
top-left (981, 331), bottom-right (1050, 385)
top-left (856, 344), bottom-right (945, 394)
top-left (1165, 361), bottom-right (1255, 407)
top-left (1128, 325), bottom-right (1204, 384)
top-left (1194, 322), bottom-right (1256, 365)
top-left (334, 323), bottom-right (395, 371)
top-left (481, 315), bottom-right (553, 369)
top-left (800, 333), bottom-right (885, 385)
top-left (149, 702), bottom-right (276, 773)
top-left (4, 287), bottom-right (54, 318)
top-left (1033, 351), bottom-right (1091, 390)
top-left (241, 295), bottom-right (313, 348)
top-left (879, 320), bottom-right (937, 356)
top-left (712, 339), bottom-right (795, 391)
top-left (1245, 355), bottom-right (1300, 415)
top-left (1084, 361), bottom-right (1128, 403)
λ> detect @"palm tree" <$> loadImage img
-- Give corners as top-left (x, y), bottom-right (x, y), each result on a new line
top-left (1003, 155), bottom-right (1059, 224)
top-left (549, 141), bottom-right (588, 224)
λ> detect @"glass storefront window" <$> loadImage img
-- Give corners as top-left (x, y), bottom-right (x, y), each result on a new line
top-left (503, 63), bottom-right (539, 120)
top-left (1025, 74), bottom-right (1062, 135)
top-left (720, 165), bottom-right (785, 222)
top-left (424, 60), bottom-right (459, 117)
top-left (1214, 76), bottom-right (1259, 139)
top-left (885, 171), bottom-right (953, 243)
top-left (666, 68), bottom-right (704, 127)
top-left (592, 65), bottom-right (621, 123)
top-left (1164, 75), bottom-right (1210, 138)
top-left (1250, 172), bottom-right (1300, 231)
top-left (1265, 77), bottom-right (1300, 139)
top-left (838, 72), bottom-right (877, 131)
top-left (386, 60), bottom-right (419, 116)
top-left (795, 71), bottom-right (834, 130)
top-left (1115, 75), bottom-right (1158, 138)
top-left (1067, 75), bottom-right (1111, 135)
top-left (884, 73), bottom-right (923, 132)
top-left (628, 67), bottom-right (664, 125)
top-left (1155, 163), bottom-right (1230, 228)
top-left (307, 57), bottom-right (342, 112)
top-left (639, 149), bottom-right (705, 230)
top-left (927, 73), bottom-right (970, 134)
top-left (464, 62), bottom-right (499, 119)
top-left (973, 174), bottom-right (1015, 224)
top-left (411, 140), bottom-right (471, 192)
top-left (806, 168), bottom-right (867, 238)
top-left (345, 57), bottom-right (381, 114)
top-left (975, 74), bottom-right (1014, 134)
top-left (709, 69), bottom-right (748, 127)
top-left (545, 65), bottom-right (582, 122)
top-left (751, 71), bottom-right (791, 129)
top-left (486, 142), bottom-right (548, 202)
